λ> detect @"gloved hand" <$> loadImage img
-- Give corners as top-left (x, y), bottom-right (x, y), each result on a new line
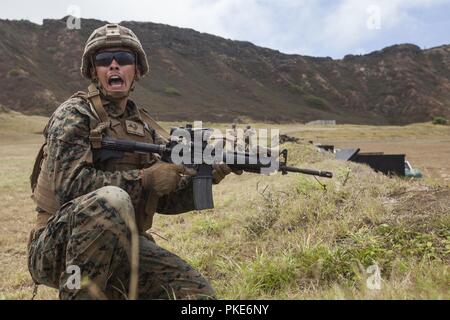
top-left (141, 161), bottom-right (197, 196)
top-left (212, 163), bottom-right (243, 184)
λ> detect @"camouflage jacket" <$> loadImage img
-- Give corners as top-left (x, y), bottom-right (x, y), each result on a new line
top-left (42, 96), bottom-right (195, 221)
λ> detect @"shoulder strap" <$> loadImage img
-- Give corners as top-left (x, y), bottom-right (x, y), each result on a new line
top-left (87, 84), bottom-right (109, 123)
top-left (30, 119), bottom-right (52, 191)
top-left (139, 108), bottom-right (170, 141)
top-left (30, 143), bottom-right (46, 192)
top-left (71, 85), bottom-right (111, 149)
top-left (70, 85), bottom-right (109, 124)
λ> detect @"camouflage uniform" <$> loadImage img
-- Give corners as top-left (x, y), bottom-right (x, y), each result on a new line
top-left (244, 126), bottom-right (256, 153)
top-left (28, 96), bottom-right (215, 299)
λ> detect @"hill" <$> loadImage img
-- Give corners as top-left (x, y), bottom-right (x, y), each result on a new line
top-left (0, 17), bottom-right (450, 124)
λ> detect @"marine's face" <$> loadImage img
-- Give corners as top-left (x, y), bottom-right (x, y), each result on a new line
top-left (91, 47), bottom-right (138, 97)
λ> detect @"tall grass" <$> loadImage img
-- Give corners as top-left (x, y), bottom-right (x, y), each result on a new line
top-left (155, 143), bottom-right (449, 299)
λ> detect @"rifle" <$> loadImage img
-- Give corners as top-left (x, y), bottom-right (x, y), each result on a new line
top-left (93, 124), bottom-right (333, 210)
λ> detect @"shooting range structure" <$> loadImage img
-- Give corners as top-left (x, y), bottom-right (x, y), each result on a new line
top-left (336, 148), bottom-right (405, 176)
top-left (306, 120), bottom-right (337, 125)
top-left (309, 141), bottom-right (335, 153)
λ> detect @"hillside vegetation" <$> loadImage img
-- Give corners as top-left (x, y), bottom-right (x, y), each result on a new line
top-left (1, 18), bottom-right (450, 124)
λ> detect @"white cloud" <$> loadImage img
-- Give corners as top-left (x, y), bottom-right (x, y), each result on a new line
top-left (0, 0), bottom-right (448, 57)
top-left (316, 0), bottom-right (449, 54)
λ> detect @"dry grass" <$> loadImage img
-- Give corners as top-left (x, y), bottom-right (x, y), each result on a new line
top-left (0, 112), bottom-right (448, 299)
top-left (0, 112), bottom-right (57, 299)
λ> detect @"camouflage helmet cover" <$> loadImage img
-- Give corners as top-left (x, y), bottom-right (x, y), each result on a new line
top-left (81, 23), bottom-right (149, 79)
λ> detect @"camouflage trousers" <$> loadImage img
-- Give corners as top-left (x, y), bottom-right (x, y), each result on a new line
top-left (27, 186), bottom-right (215, 300)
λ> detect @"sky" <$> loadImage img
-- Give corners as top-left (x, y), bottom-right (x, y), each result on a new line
top-left (1, 0), bottom-right (449, 58)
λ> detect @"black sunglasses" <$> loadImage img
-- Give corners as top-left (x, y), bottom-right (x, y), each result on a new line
top-left (94, 51), bottom-right (136, 67)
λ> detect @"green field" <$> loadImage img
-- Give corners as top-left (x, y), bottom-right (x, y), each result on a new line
top-left (0, 111), bottom-right (449, 299)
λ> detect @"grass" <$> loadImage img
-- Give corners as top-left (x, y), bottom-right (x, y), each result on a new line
top-left (0, 111), bottom-right (448, 299)
top-left (304, 95), bottom-right (329, 109)
top-left (432, 116), bottom-right (449, 125)
top-left (164, 86), bottom-right (181, 96)
top-left (7, 68), bottom-right (22, 77)
top-left (168, 161), bottom-right (449, 299)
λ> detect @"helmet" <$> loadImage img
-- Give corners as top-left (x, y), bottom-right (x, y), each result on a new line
top-left (81, 23), bottom-right (149, 80)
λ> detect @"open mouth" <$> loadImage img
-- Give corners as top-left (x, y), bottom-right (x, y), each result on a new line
top-left (107, 75), bottom-right (125, 89)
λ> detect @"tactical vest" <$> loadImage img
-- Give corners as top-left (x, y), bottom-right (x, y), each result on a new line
top-left (30, 84), bottom-right (170, 232)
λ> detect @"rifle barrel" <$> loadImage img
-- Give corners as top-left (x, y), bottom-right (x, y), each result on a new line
top-left (281, 165), bottom-right (333, 178)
